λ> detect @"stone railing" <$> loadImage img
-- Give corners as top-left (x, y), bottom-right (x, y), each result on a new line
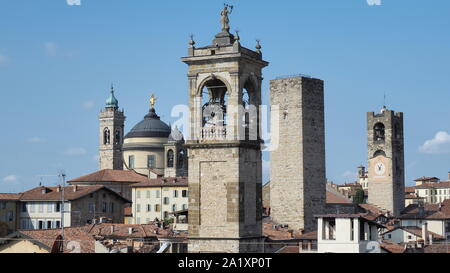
top-left (202, 126), bottom-right (227, 140)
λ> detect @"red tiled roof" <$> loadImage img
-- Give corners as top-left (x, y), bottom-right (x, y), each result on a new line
top-left (405, 186), bottom-right (416, 193)
top-left (400, 201), bottom-right (450, 220)
top-left (0, 193), bottom-right (22, 201)
top-left (18, 226), bottom-right (96, 253)
top-left (20, 185), bottom-right (130, 203)
top-left (380, 240), bottom-right (405, 253)
top-left (414, 177), bottom-right (439, 182)
top-left (326, 191), bottom-right (352, 204)
top-left (276, 246), bottom-right (300, 253)
top-left (424, 244), bottom-right (450, 253)
top-left (68, 169), bottom-right (150, 184)
top-left (416, 182), bottom-right (450, 189)
top-left (131, 177), bottom-right (188, 188)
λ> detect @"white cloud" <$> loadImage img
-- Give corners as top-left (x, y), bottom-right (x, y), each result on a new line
top-left (342, 171), bottom-right (357, 181)
top-left (67, 0), bottom-right (81, 6)
top-left (419, 131), bottom-right (450, 154)
top-left (82, 100), bottom-right (95, 110)
top-left (64, 147), bottom-right (87, 156)
top-left (45, 42), bottom-right (59, 56)
top-left (26, 137), bottom-right (46, 143)
top-left (0, 54), bottom-right (9, 66)
top-left (3, 175), bottom-right (18, 183)
top-left (367, 0), bottom-right (381, 6)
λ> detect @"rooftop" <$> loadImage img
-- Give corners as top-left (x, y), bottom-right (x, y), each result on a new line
top-left (68, 169), bottom-right (149, 184)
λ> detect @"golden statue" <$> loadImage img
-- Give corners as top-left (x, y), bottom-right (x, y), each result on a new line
top-left (150, 94), bottom-right (157, 109)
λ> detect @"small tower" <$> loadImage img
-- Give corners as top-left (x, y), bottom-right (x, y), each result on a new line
top-left (164, 127), bottom-right (188, 178)
top-left (367, 106), bottom-right (405, 216)
top-left (181, 5), bottom-right (268, 253)
top-left (99, 85), bottom-right (125, 170)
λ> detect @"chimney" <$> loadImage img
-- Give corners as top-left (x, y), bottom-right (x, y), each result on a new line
top-left (422, 222), bottom-right (428, 245)
top-left (41, 187), bottom-right (47, 194)
top-left (288, 229), bottom-right (294, 239)
top-left (73, 185), bottom-right (78, 192)
top-left (429, 234), bottom-right (433, 245)
top-left (57, 185), bottom-right (62, 193)
top-left (128, 227), bottom-right (133, 234)
top-left (111, 225), bottom-right (114, 233)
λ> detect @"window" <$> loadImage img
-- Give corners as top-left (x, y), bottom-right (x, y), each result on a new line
top-left (155, 204), bottom-right (161, 212)
top-left (115, 129), bottom-right (121, 144)
top-left (129, 155), bottom-right (135, 169)
top-left (174, 190), bottom-right (178, 198)
top-left (104, 128), bottom-right (111, 144)
top-left (182, 190), bottom-right (188, 198)
top-left (7, 211), bottom-right (13, 222)
top-left (21, 219), bottom-right (27, 229)
top-left (147, 155), bottom-right (156, 169)
top-left (110, 202), bottom-right (114, 213)
top-left (38, 203), bottom-right (43, 213)
top-left (136, 217), bottom-right (141, 224)
top-left (29, 203), bottom-right (35, 213)
top-left (388, 234), bottom-right (392, 239)
top-left (47, 202), bottom-right (53, 213)
top-left (408, 235), bottom-right (412, 240)
top-left (47, 221), bottom-right (52, 229)
top-left (156, 190), bottom-right (160, 198)
top-left (0, 202), bottom-right (5, 209)
top-left (137, 191), bottom-right (141, 199)
top-left (172, 204), bottom-right (177, 212)
top-left (163, 197), bottom-right (170, 205)
top-left (373, 122), bottom-right (385, 141)
top-left (102, 202), bottom-right (107, 213)
top-left (350, 219), bottom-right (354, 241)
top-left (147, 204), bottom-right (151, 212)
top-left (182, 204), bottom-right (187, 210)
top-left (38, 220), bottom-right (44, 230)
top-left (178, 150), bottom-right (185, 169)
top-left (88, 203), bottom-right (94, 214)
top-left (167, 150), bottom-right (174, 168)
top-left (164, 211), bottom-right (169, 219)
top-left (55, 221), bottom-right (61, 228)
top-left (136, 204), bottom-right (141, 213)
top-left (146, 190), bottom-right (150, 198)
top-left (22, 203), bottom-right (27, 212)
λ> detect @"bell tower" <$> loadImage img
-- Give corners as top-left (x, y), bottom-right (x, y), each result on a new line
top-left (181, 5), bottom-right (268, 253)
top-left (367, 106), bottom-right (405, 216)
top-left (99, 85), bottom-right (125, 170)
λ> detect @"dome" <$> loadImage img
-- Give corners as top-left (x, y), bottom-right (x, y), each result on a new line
top-left (168, 126), bottom-right (185, 143)
top-left (124, 108), bottom-right (171, 138)
top-left (106, 86), bottom-right (119, 108)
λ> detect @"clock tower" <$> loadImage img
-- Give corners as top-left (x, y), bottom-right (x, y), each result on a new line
top-left (367, 106), bottom-right (405, 216)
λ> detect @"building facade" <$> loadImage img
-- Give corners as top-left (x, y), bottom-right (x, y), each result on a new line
top-left (0, 194), bottom-right (21, 236)
top-left (367, 106), bottom-right (405, 216)
top-left (131, 177), bottom-right (188, 223)
top-left (270, 76), bottom-right (326, 232)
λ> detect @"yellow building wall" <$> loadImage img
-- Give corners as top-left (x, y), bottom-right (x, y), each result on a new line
top-left (0, 239), bottom-right (49, 253)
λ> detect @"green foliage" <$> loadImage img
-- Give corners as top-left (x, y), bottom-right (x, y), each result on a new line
top-left (353, 188), bottom-right (366, 204)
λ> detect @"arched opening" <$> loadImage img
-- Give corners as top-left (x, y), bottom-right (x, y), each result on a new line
top-left (103, 128), bottom-right (110, 145)
top-left (114, 129), bottom-right (121, 144)
top-left (373, 122), bottom-right (385, 141)
top-left (167, 149), bottom-right (174, 168)
top-left (373, 150), bottom-right (386, 158)
top-left (201, 78), bottom-right (228, 139)
top-left (242, 79), bottom-right (258, 141)
top-left (177, 149), bottom-right (185, 169)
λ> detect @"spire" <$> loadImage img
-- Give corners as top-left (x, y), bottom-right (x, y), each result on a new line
top-left (105, 84), bottom-right (119, 109)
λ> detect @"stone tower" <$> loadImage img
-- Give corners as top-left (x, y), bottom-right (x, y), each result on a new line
top-left (99, 85), bottom-right (125, 170)
top-left (181, 6), bottom-right (268, 253)
top-left (367, 106), bottom-right (405, 216)
top-left (270, 76), bottom-right (326, 232)
top-left (164, 127), bottom-right (188, 178)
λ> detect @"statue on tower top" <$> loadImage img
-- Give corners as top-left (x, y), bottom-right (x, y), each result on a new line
top-left (220, 4), bottom-right (233, 33)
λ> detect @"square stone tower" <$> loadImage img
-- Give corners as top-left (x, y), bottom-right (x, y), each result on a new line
top-left (99, 85), bottom-right (125, 170)
top-left (269, 76), bottom-right (326, 232)
top-left (367, 107), bottom-right (405, 216)
top-left (181, 6), bottom-right (268, 253)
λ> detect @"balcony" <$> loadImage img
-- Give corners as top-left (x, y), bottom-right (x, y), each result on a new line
top-left (201, 126), bottom-right (227, 140)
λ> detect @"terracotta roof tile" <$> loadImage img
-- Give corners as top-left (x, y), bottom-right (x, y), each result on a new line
top-left (68, 169), bottom-right (149, 184)
top-left (131, 177), bottom-right (188, 188)
top-left (380, 240), bottom-right (405, 253)
top-left (20, 185), bottom-right (130, 203)
top-left (326, 191), bottom-right (352, 204)
top-left (0, 193), bottom-right (22, 201)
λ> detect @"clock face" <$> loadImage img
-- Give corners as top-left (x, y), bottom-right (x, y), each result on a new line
top-left (375, 162), bottom-right (386, 176)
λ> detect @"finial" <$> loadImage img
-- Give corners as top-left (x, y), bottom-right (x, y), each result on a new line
top-left (110, 83), bottom-right (114, 93)
top-left (221, 4), bottom-right (234, 33)
top-left (150, 94), bottom-right (157, 109)
top-left (189, 34), bottom-right (195, 47)
top-left (255, 39), bottom-right (262, 54)
top-left (234, 29), bottom-right (240, 41)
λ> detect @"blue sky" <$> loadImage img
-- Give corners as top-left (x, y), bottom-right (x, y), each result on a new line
top-left (0, 0), bottom-right (449, 192)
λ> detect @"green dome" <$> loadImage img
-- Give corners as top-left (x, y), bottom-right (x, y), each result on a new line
top-left (106, 85), bottom-right (119, 108)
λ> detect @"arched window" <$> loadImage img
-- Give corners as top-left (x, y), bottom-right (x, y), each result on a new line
top-left (103, 128), bottom-right (110, 145)
top-left (201, 78), bottom-right (228, 128)
top-left (373, 123), bottom-right (385, 141)
top-left (115, 129), bottom-right (121, 144)
top-left (178, 150), bottom-right (185, 169)
top-left (167, 150), bottom-right (174, 168)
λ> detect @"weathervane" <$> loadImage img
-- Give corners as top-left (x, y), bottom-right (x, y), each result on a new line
top-left (221, 3), bottom-right (234, 32)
